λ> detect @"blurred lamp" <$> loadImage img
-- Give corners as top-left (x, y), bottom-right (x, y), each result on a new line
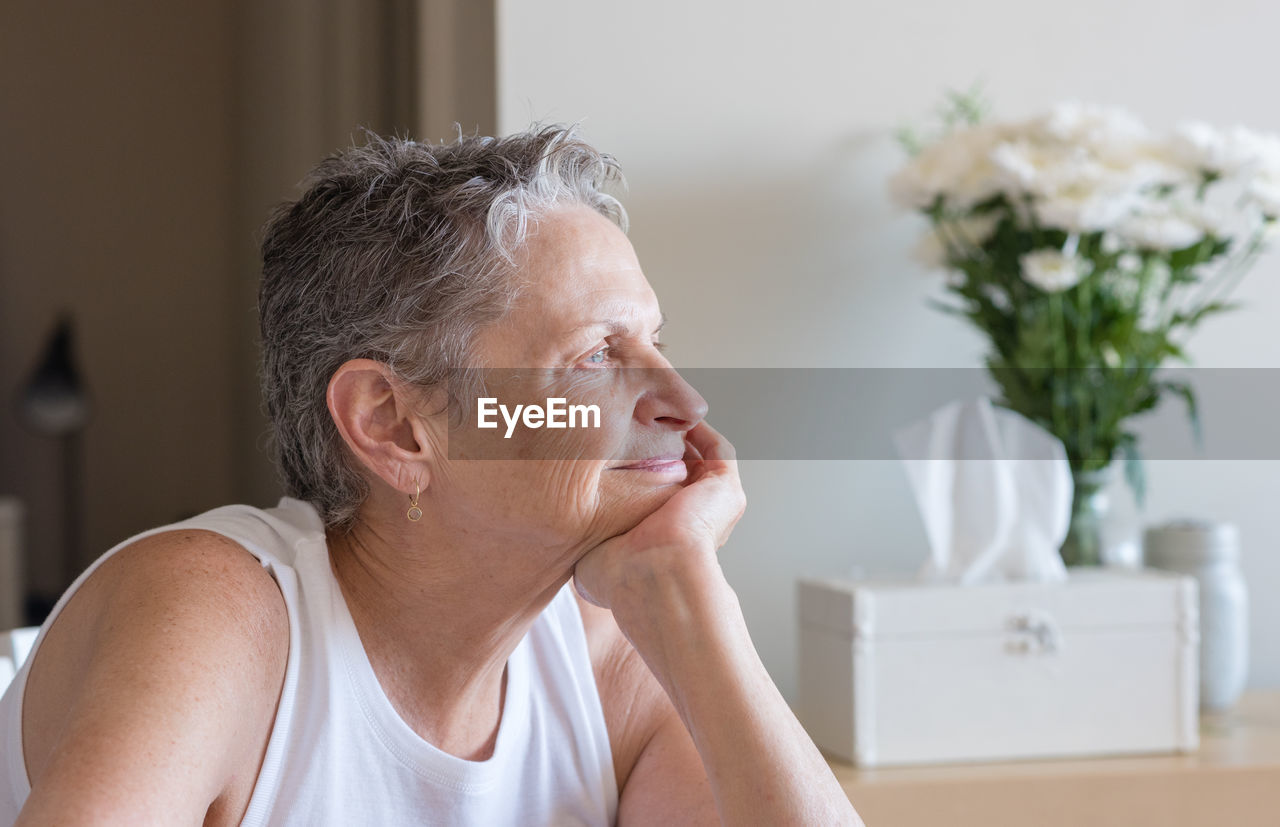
top-left (16, 314), bottom-right (91, 618)
top-left (18, 315), bottom-right (91, 435)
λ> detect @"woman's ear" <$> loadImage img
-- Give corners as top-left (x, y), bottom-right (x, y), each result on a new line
top-left (326, 359), bottom-right (436, 493)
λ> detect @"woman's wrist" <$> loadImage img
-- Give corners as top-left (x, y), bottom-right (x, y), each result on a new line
top-left (608, 551), bottom-right (747, 697)
top-left (609, 546), bottom-right (733, 628)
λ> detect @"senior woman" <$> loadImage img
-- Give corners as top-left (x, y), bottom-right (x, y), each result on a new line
top-left (1, 127), bottom-right (861, 825)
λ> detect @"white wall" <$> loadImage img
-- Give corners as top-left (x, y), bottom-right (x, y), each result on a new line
top-left (497, 0), bottom-right (1280, 699)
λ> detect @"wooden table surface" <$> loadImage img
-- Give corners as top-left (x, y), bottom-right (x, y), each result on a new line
top-left (827, 691), bottom-right (1280, 827)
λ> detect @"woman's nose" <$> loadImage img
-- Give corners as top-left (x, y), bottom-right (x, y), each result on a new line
top-left (634, 366), bottom-right (709, 430)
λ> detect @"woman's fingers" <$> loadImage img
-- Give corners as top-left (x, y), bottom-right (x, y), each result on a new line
top-left (681, 421), bottom-right (738, 491)
top-left (686, 420), bottom-right (737, 466)
top-left (694, 422), bottom-right (745, 545)
top-left (672, 422), bottom-right (745, 549)
top-left (682, 433), bottom-right (705, 465)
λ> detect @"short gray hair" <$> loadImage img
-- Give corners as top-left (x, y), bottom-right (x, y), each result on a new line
top-left (258, 125), bottom-right (628, 529)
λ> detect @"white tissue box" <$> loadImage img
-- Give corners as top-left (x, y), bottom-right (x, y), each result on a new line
top-left (797, 568), bottom-right (1199, 767)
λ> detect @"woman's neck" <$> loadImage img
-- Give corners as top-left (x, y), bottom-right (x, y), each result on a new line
top-left (325, 504), bottom-right (573, 759)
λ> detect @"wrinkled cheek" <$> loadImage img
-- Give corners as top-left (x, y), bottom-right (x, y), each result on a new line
top-left (508, 416), bottom-right (613, 462)
top-left (539, 460), bottom-right (605, 526)
top-left (528, 462), bottom-right (682, 549)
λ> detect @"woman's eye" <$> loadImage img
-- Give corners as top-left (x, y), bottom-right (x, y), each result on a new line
top-left (582, 340), bottom-right (663, 366)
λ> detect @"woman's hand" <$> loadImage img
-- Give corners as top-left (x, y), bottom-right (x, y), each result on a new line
top-left (573, 420), bottom-right (746, 614)
top-left (573, 421), bottom-right (863, 825)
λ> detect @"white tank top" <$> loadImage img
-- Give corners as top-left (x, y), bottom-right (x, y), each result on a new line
top-left (0, 498), bottom-right (619, 826)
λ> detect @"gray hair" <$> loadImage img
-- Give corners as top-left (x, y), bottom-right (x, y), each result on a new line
top-left (258, 125), bottom-right (628, 529)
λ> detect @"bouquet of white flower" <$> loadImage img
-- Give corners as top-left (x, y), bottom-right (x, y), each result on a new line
top-left (892, 96), bottom-right (1279, 565)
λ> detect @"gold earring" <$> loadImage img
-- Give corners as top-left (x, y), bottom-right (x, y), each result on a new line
top-left (407, 480), bottom-right (423, 522)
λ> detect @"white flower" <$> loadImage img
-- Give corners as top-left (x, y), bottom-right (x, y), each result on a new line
top-left (1035, 104), bottom-right (1180, 182)
top-left (1170, 122), bottom-right (1235, 174)
top-left (892, 102), bottom-right (1280, 252)
top-left (1246, 179), bottom-right (1280, 217)
top-left (990, 136), bottom-right (1107, 199)
top-left (984, 105), bottom-right (1187, 235)
top-left (1171, 122), bottom-right (1280, 178)
top-left (989, 139), bottom-right (1067, 194)
top-left (1115, 202), bottom-right (1205, 250)
top-left (1099, 268), bottom-right (1141, 305)
top-left (1251, 134), bottom-right (1280, 180)
top-left (1189, 202), bottom-right (1232, 238)
top-left (1038, 102), bottom-right (1149, 148)
top-left (1033, 186), bottom-right (1143, 233)
top-left (1021, 249), bottom-right (1090, 292)
top-left (1117, 253), bottom-right (1143, 272)
top-left (889, 123), bottom-right (1009, 210)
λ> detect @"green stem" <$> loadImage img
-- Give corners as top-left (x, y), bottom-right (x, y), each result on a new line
top-left (1203, 231), bottom-right (1263, 308)
top-left (1051, 291), bottom-right (1067, 444)
top-left (1077, 273), bottom-right (1093, 465)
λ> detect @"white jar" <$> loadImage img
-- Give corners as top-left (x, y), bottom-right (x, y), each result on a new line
top-left (1144, 519), bottom-right (1249, 711)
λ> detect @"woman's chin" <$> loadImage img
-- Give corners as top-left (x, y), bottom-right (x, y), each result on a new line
top-left (587, 480), bottom-right (683, 537)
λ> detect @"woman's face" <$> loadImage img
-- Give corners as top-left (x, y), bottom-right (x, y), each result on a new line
top-left (421, 205), bottom-right (708, 553)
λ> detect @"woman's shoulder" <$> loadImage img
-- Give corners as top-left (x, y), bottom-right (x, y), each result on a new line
top-left (89, 525), bottom-right (292, 620)
top-left (46, 498), bottom-right (311, 663)
top-left (20, 526), bottom-right (290, 824)
top-left (30, 525), bottom-right (291, 718)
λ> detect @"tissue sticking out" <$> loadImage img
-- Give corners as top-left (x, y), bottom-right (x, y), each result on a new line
top-left (892, 397), bottom-right (1072, 584)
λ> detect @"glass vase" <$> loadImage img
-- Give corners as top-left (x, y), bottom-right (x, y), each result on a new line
top-left (1059, 465), bottom-right (1117, 567)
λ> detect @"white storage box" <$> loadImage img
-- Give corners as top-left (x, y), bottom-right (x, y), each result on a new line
top-left (797, 568), bottom-right (1199, 767)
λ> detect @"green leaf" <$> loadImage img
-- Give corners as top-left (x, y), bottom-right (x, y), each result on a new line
top-left (1157, 340), bottom-right (1191, 363)
top-left (1160, 379), bottom-right (1203, 449)
top-left (1168, 238), bottom-right (1216, 270)
top-left (895, 125), bottom-right (924, 156)
top-left (925, 296), bottom-right (968, 317)
top-left (940, 82), bottom-right (989, 127)
top-left (1169, 300), bottom-right (1242, 330)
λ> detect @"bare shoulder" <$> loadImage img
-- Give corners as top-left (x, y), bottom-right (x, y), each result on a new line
top-left (571, 584), bottom-right (673, 791)
top-left (20, 528), bottom-right (289, 825)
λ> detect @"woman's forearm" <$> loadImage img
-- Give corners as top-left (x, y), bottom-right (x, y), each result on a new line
top-left (611, 560), bottom-right (863, 826)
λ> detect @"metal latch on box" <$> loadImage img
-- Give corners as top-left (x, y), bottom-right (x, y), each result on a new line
top-left (1005, 610), bottom-right (1062, 655)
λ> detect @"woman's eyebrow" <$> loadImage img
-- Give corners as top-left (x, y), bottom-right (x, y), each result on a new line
top-left (567, 312), bottom-right (668, 337)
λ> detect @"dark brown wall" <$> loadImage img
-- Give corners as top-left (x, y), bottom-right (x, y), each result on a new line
top-left (0, 1), bottom-right (239, 598)
top-left (0, 0), bottom-right (495, 609)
